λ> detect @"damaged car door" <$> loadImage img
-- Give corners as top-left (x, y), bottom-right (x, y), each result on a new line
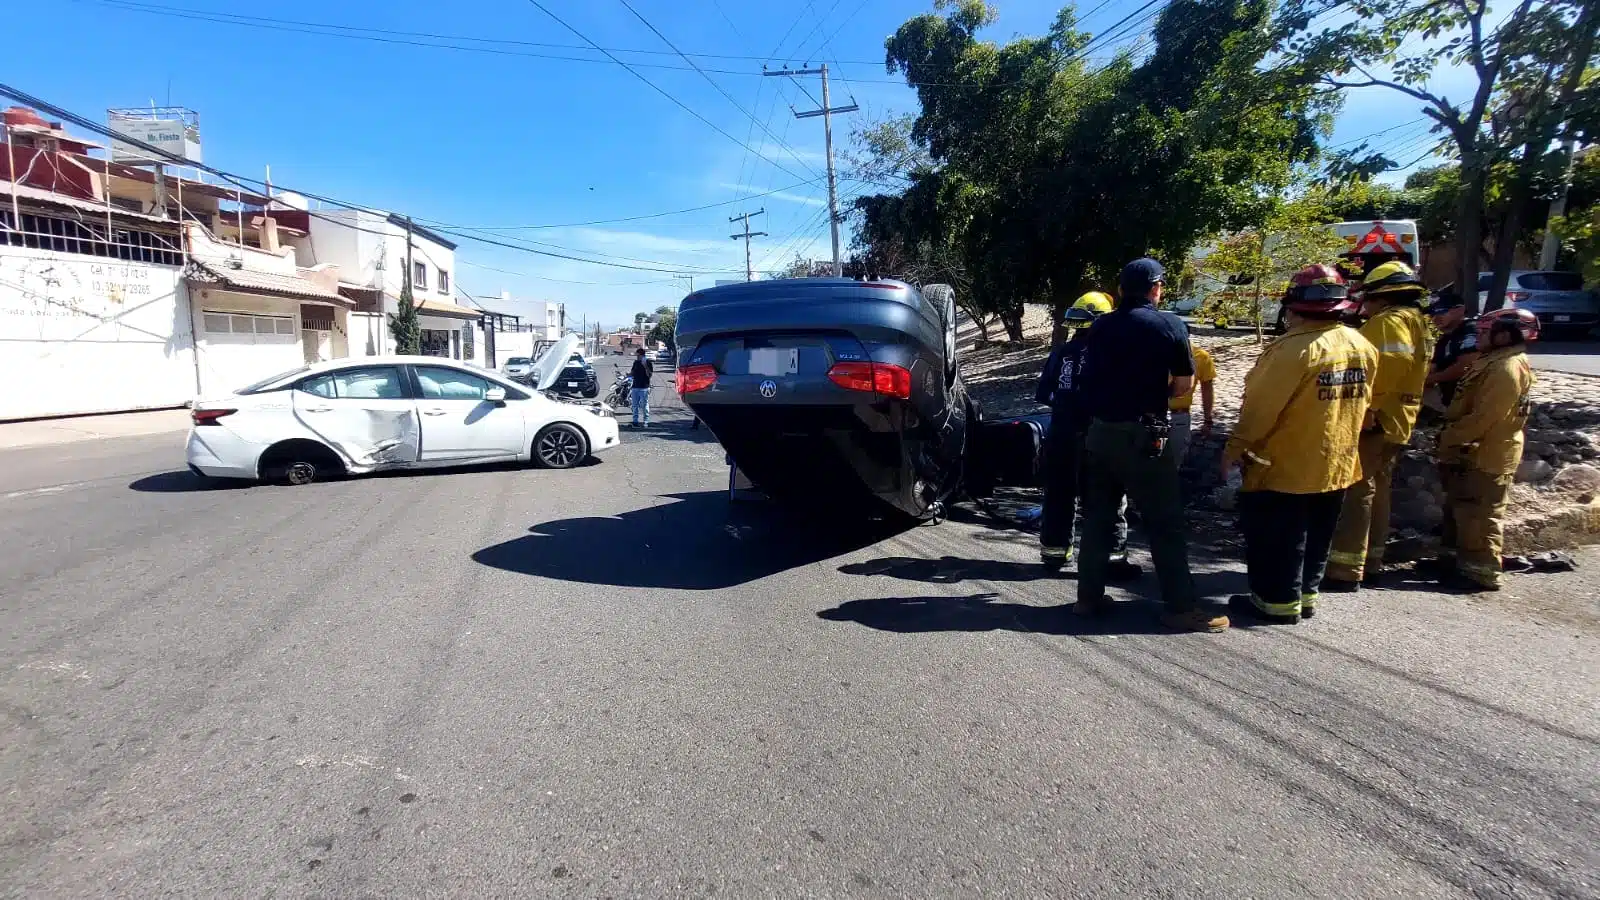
top-left (291, 365), bottom-right (420, 468)
top-left (410, 365), bottom-right (529, 462)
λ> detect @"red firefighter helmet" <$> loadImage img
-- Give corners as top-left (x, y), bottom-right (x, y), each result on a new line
top-left (1476, 306), bottom-right (1541, 344)
top-left (1282, 264), bottom-right (1353, 315)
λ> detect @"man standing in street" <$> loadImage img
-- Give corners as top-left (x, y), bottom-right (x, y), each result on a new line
top-left (1325, 261), bottom-right (1431, 590)
top-left (1436, 308), bottom-right (1538, 591)
top-left (1222, 266), bottom-right (1377, 624)
top-left (629, 348), bottom-right (654, 428)
top-left (1075, 258), bottom-right (1229, 633)
top-left (1425, 286), bottom-right (1479, 409)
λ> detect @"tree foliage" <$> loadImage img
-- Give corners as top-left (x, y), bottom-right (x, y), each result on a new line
top-left (1279, 0), bottom-right (1600, 310)
top-left (648, 305), bottom-right (677, 347)
top-left (852, 0), bottom-right (1331, 340)
top-left (389, 269), bottom-right (421, 355)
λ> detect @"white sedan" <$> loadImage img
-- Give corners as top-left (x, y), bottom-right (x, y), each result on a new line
top-left (186, 345), bottom-right (619, 485)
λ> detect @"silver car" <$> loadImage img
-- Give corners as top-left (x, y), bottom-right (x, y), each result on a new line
top-left (502, 356), bottom-right (535, 384)
top-left (1478, 271), bottom-right (1599, 337)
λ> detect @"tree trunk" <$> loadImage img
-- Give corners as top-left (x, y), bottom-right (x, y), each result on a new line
top-left (1000, 306), bottom-right (1024, 342)
top-left (1456, 149), bottom-right (1488, 317)
top-left (1486, 142), bottom-right (1541, 313)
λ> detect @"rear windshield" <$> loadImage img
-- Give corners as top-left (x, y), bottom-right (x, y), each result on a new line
top-left (236, 366), bottom-right (310, 394)
top-left (506, 357), bottom-right (532, 365)
top-left (1517, 272), bottom-right (1584, 291)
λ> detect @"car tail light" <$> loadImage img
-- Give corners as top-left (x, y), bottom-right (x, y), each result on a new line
top-left (677, 363), bottom-right (717, 395)
top-left (1505, 291), bottom-right (1528, 305)
top-left (192, 407), bottom-right (236, 426)
top-left (826, 361), bottom-right (913, 400)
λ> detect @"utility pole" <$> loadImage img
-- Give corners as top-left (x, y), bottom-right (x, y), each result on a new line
top-left (1539, 136), bottom-right (1578, 270)
top-left (767, 65), bottom-right (858, 276)
top-left (673, 274), bottom-right (695, 294)
top-left (729, 209), bottom-right (767, 282)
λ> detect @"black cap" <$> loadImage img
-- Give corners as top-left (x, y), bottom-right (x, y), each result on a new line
top-left (1120, 257), bottom-right (1165, 295)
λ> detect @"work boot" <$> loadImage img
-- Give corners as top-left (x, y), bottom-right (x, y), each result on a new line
top-left (1040, 546), bottom-right (1072, 573)
top-left (1321, 578), bottom-right (1361, 594)
top-left (1438, 568), bottom-right (1502, 593)
top-left (1072, 596), bottom-right (1111, 617)
top-left (1299, 593), bottom-right (1318, 620)
top-left (1362, 568), bottom-right (1390, 589)
top-left (1106, 556), bottom-right (1142, 582)
top-left (1160, 606), bottom-right (1230, 633)
top-left (1227, 594), bottom-right (1300, 625)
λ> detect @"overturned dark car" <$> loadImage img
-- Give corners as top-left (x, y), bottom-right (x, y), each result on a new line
top-left (674, 278), bottom-right (973, 521)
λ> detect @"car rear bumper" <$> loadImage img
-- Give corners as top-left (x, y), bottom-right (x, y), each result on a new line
top-left (185, 428), bottom-right (260, 479)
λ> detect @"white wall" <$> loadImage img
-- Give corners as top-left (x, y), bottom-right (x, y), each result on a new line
top-left (190, 287), bottom-right (307, 395)
top-left (0, 246), bottom-right (195, 419)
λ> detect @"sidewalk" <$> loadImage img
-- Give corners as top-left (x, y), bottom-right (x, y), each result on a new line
top-left (0, 409), bottom-right (192, 451)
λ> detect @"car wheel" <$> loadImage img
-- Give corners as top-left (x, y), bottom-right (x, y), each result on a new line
top-left (533, 423), bottom-right (588, 469)
top-left (259, 440), bottom-right (343, 485)
top-left (582, 386), bottom-right (600, 399)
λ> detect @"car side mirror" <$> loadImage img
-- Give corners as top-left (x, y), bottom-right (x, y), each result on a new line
top-left (485, 387), bottom-right (507, 405)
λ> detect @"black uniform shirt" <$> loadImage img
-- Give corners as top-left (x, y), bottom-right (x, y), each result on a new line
top-left (1035, 331), bottom-right (1091, 423)
top-left (1431, 318), bottom-right (1478, 406)
top-left (631, 357), bottom-right (654, 389)
top-left (1079, 299), bottom-right (1194, 423)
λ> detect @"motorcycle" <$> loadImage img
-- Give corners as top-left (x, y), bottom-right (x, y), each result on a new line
top-left (605, 370), bottom-right (633, 409)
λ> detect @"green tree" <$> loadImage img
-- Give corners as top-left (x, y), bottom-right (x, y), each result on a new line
top-left (648, 305), bottom-right (677, 347)
top-left (1279, 0), bottom-right (1600, 312)
top-left (389, 269), bottom-right (421, 355)
top-left (1193, 191), bottom-right (1350, 342)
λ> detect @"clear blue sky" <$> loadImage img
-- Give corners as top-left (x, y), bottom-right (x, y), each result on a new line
top-left (10, 0), bottom-right (1445, 329)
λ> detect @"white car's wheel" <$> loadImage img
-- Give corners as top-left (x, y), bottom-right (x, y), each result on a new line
top-left (533, 423), bottom-right (588, 469)
top-left (259, 440), bottom-right (343, 486)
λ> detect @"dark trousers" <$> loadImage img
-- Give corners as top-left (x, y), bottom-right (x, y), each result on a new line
top-left (1238, 488), bottom-right (1346, 616)
top-left (1040, 418), bottom-right (1128, 558)
top-left (1078, 420), bottom-right (1193, 610)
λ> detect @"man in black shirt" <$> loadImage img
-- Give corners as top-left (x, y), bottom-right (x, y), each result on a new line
top-left (629, 348), bottom-right (654, 427)
top-left (1426, 288), bottom-right (1478, 408)
top-left (1075, 258), bottom-right (1227, 632)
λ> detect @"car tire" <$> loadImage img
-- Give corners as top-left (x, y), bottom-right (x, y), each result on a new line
top-left (924, 283), bottom-right (959, 387)
top-left (259, 440), bottom-right (343, 486)
top-left (533, 423), bottom-right (588, 469)
top-left (582, 386), bottom-right (600, 399)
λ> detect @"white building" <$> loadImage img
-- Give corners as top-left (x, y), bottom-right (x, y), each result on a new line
top-left (289, 209), bottom-right (486, 365)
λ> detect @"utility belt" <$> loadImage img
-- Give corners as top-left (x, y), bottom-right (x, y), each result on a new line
top-left (1089, 412), bottom-right (1172, 458)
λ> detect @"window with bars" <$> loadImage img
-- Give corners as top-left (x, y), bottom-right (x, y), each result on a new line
top-left (202, 311), bottom-right (296, 337)
top-left (0, 208), bottom-right (183, 266)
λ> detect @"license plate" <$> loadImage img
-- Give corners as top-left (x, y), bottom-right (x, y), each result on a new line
top-left (749, 347), bottom-right (800, 376)
top-left (567, 381), bottom-right (579, 387)
top-left (1553, 315), bottom-right (1572, 323)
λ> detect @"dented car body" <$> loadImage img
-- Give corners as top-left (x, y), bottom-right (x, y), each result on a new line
top-left (674, 278), bottom-right (970, 520)
top-left (186, 343), bottom-right (619, 483)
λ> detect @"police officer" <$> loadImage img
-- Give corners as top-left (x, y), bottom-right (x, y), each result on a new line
top-left (1035, 292), bottom-right (1130, 572)
top-left (1221, 266), bottom-right (1378, 623)
top-left (1075, 258), bottom-right (1228, 632)
top-left (1425, 286), bottom-right (1479, 409)
top-left (1436, 307), bottom-right (1538, 591)
top-left (1326, 260), bottom-right (1431, 590)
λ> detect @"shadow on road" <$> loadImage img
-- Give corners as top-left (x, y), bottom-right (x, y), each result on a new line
top-left (473, 491), bottom-right (908, 590)
top-left (128, 470), bottom-right (252, 493)
top-left (841, 555), bottom-right (1061, 584)
top-left (816, 592), bottom-right (1171, 635)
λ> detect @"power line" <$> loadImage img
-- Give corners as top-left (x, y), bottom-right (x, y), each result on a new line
top-left (614, 0), bottom-right (825, 181)
top-left (519, 0), bottom-right (816, 184)
top-left (415, 176), bottom-right (824, 230)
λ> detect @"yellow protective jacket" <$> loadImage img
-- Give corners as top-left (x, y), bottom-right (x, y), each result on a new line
top-left (1360, 303), bottom-right (1430, 445)
top-left (1224, 320), bottom-right (1379, 494)
top-left (1439, 345), bottom-right (1535, 475)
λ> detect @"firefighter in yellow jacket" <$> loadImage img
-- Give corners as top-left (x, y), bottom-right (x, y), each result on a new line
top-left (1221, 265), bottom-right (1378, 623)
top-left (1325, 260), bottom-right (1431, 589)
top-left (1436, 307), bottom-right (1538, 591)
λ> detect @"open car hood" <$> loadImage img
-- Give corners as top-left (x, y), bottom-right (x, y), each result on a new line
top-left (531, 335), bottom-right (581, 392)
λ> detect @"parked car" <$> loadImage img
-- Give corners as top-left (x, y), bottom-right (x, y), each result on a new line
top-left (531, 352), bottom-right (599, 398)
top-left (503, 356), bottom-right (536, 382)
top-left (186, 355), bottom-right (620, 484)
top-left (1478, 271), bottom-right (1599, 338)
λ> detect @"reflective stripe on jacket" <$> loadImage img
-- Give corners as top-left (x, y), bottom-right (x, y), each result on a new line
top-left (1359, 304), bottom-right (1430, 444)
top-left (1440, 346), bottom-right (1535, 475)
top-left (1224, 320), bottom-right (1378, 494)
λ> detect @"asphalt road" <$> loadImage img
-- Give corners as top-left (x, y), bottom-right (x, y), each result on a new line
top-left (3, 385), bottom-right (1598, 898)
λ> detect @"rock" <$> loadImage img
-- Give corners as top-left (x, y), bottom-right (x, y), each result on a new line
top-left (1516, 459), bottom-right (1556, 484)
top-left (1561, 451), bottom-right (1586, 464)
top-left (1551, 464), bottom-right (1600, 493)
top-left (1581, 447), bottom-right (1600, 460)
top-left (1212, 486), bottom-right (1238, 511)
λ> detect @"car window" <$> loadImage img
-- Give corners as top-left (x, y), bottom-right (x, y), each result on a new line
top-left (417, 366), bottom-right (494, 401)
top-left (1476, 273), bottom-right (1494, 292)
top-left (297, 366), bottom-right (407, 400)
top-left (1517, 272), bottom-right (1584, 291)
top-left (236, 365), bottom-right (310, 394)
